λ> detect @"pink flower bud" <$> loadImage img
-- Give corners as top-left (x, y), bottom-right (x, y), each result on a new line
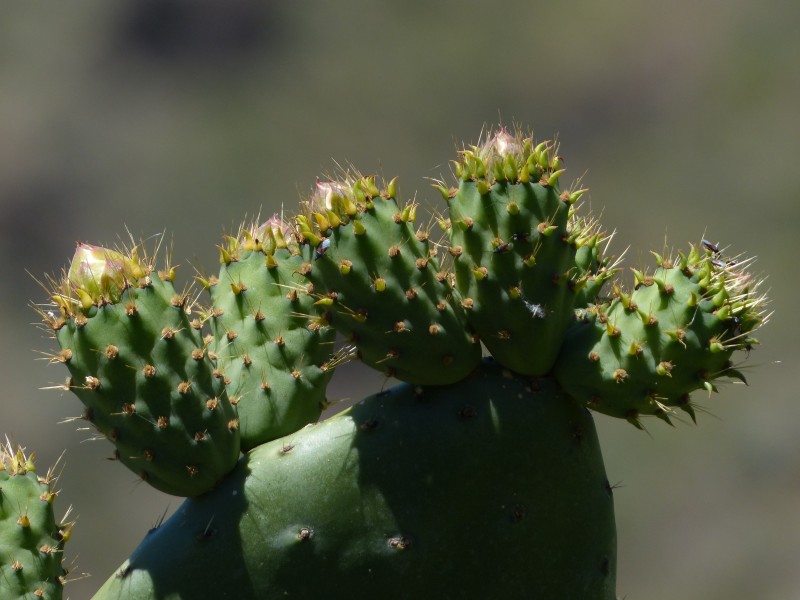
top-left (67, 243), bottom-right (138, 305)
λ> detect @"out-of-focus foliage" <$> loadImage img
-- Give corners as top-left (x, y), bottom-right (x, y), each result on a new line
top-left (1, 1), bottom-right (797, 598)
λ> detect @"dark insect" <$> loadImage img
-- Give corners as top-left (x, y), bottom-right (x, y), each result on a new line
top-left (315, 238), bottom-right (331, 260)
top-left (729, 315), bottom-right (742, 337)
top-left (702, 239), bottom-right (720, 255)
top-left (730, 315), bottom-right (754, 356)
top-left (711, 258), bottom-right (727, 269)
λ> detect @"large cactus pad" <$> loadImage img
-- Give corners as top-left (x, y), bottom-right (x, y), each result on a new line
top-left (92, 361), bottom-right (616, 600)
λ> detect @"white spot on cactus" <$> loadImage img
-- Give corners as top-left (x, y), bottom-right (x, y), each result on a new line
top-left (524, 300), bottom-right (547, 319)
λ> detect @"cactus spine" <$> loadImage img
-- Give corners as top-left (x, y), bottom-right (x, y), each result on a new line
top-left (22, 125), bottom-right (766, 598)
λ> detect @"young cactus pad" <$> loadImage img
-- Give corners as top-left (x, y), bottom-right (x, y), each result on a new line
top-left (295, 176), bottom-right (482, 384)
top-left (554, 244), bottom-right (766, 427)
top-left (42, 243), bottom-right (241, 497)
top-left (91, 361), bottom-right (616, 600)
top-left (206, 216), bottom-right (337, 451)
top-left (445, 130), bottom-right (615, 376)
top-left (0, 441), bottom-right (73, 600)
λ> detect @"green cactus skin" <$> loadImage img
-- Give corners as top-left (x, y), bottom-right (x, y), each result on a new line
top-left (1, 442), bottom-right (73, 600)
top-left (91, 361), bottom-right (616, 600)
top-left (295, 175), bottom-right (482, 384)
top-left (206, 217), bottom-right (337, 451)
top-left (445, 130), bottom-right (615, 376)
top-left (554, 245), bottom-right (767, 427)
top-left (45, 244), bottom-right (241, 497)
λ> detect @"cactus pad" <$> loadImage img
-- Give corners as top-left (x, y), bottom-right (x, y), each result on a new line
top-left (445, 129), bottom-right (615, 375)
top-left (295, 176), bottom-right (482, 384)
top-left (1, 441), bottom-right (73, 600)
top-left (92, 361), bottom-right (616, 600)
top-left (554, 245), bottom-right (767, 426)
top-left (42, 243), bottom-right (240, 496)
top-left (207, 216), bottom-right (337, 451)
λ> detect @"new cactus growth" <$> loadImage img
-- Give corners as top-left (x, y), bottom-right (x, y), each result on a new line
top-left (43, 242), bottom-right (241, 496)
top-left (554, 246), bottom-right (766, 427)
top-left (15, 125), bottom-right (766, 598)
top-left (446, 129), bottom-right (616, 376)
top-left (206, 216), bottom-right (337, 450)
top-left (295, 176), bottom-right (482, 384)
top-left (0, 440), bottom-right (73, 600)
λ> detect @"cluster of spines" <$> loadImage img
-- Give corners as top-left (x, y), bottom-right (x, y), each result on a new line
top-left (42, 243), bottom-right (149, 322)
top-left (555, 242), bottom-right (767, 428)
top-left (1, 440), bottom-right (74, 600)
top-left (448, 128), bottom-right (568, 189)
top-left (295, 175), bottom-right (398, 246)
top-left (567, 212), bottom-right (620, 308)
top-left (210, 215), bottom-right (300, 274)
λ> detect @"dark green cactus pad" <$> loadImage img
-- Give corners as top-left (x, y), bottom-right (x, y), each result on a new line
top-left (44, 245), bottom-right (240, 497)
top-left (1, 442), bottom-right (73, 600)
top-left (91, 361), bottom-right (616, 600)
top-left (446, 130), bottom-right (614, 376)
top-left (296, 176), bottom-right (481, 384)
top-left (207, 218), bottom-right (337, 451)
top-left (554, 245), bottom-right (767, 427)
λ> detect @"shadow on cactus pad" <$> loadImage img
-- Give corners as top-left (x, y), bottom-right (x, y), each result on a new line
top-left (91, 361), bottom-right (616, 600)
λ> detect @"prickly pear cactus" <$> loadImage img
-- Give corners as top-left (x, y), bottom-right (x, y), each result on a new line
top-left (555, 245), bottom-right (766, 427)
top-left (29, 125), bottom-right (767, 599)
top-left (295, 176), bottom-right (482, 384)
top-left (41, 243), bottom-right (240, 497)
top-left (0, 441), bottom-right (73, 600)
top-left (205, 216), bottom-right (337, 450)
top-left (445, 130), bottom-right (616, 376)
top-left (92, 361), bottom-right (616, 600)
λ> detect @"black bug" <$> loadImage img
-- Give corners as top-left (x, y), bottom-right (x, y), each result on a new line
top-left (492, 241), bottom-right (513, 254)
top-left (711, 258), bottom-right (727, 269)
top-left (702, 239), bottom-right (720, 255)
top-left (315, 238), bottom-right (331, 260)
top-left (511, 232), bottom-right (531, 243)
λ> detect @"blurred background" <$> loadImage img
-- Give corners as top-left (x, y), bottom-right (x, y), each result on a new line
top-left (1, 1), bottom-right (797, 598)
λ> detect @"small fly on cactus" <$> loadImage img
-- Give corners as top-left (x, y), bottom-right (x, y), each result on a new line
top-left (702, 238), bottom-right (720, 254)
top-left (315, 237), bottom-right (331, 260)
